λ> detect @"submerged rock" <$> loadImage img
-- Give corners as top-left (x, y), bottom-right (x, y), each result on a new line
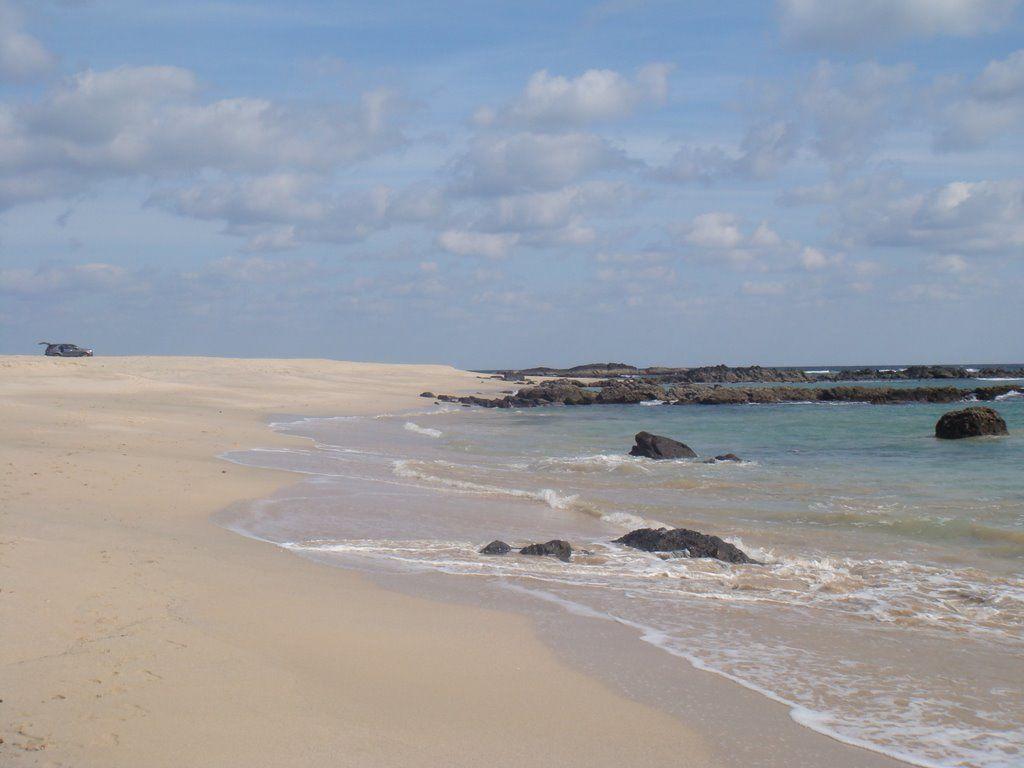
top-left (712, 453), bottom-right (742, 462)
top-left (628, 431), bottom-right (697, 460)
top-left (520, 540), bottom-right (572, 562)
top-left (613, 527), bottom-right (757, 564)
top-left (480, 540), bottom-right (511, 555)
top-left (935, 406), bottom-right (1008, 439)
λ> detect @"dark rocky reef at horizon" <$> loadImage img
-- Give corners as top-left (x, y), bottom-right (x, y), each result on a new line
top-left (436, 378), bottom-right (1021, 408)
top-left (490, 362), bottom-right (1022, 384)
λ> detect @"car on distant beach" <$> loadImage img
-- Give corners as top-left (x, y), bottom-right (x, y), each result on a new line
top-left (39, 342), bottom-right (94, 357)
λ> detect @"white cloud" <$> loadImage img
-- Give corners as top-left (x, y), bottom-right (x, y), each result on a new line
top-left (596, 264), bottom-right (676, 283)
top-left (465, 181), bottom-right (635, 248)
top-left (936, 49), bottom-right (1024, 150)
top-left (742, 280), bottom-right (786, 296)
top-left (897, 282), bottom-right (959, 301)
top-left (0, 262), bottom-right (133, 296)
top-left (683, 213), bottom-right (794, 268)
top-left (798, 61), bottom-right (914, 165)
top-left (477, 64), bottom-right (671, 128)
top-left (151, 175), bottom-right (445, 250)
top-left (799, 246), bottom-right (829, 269)
top-left (453, 131), bottom-right (631, 195)
top-left (836, 179), bottom-right (1024, 254)
top-left (681, 212), bottom-right (838, 273)
top-left (686, 212), bottom-right (746, 249)
top-left (778, 0), bottom-right (1020, 47)
top-left (0, 65), bottom-right (408, 211)
top-left (0, 1), bottom-right (54, 81)
top-left (437, 229), bottom-right (519, 259)
top-left (658, 61), bottom-right (911, 182)
top-left (656, 120), bottom-right (799, 183)
top-left (975, 49), bottom-right (1024, 99)
top-left (932, 254), bottom-right (969, 273)
top-left (198, 255), bottom-right (317, 283)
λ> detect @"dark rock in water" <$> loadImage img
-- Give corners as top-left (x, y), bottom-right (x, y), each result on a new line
top-left (935, 406), bottom-right (1008, 439)
top-left (629, 431), bottom-right (697, 460)
top-left (700, 450), bottom-right (741, 462)
top-left (419, 391), bottom-right (436, 398)
top-left (520, 540), bottom-right (572, 562)
top-left (614, 527), bottom-right (757, 564)
top-left (480, 540), bottom-right (511, 555)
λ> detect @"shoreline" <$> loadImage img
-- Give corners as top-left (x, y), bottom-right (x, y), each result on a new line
top-left (2, 356), bottom-right (909, 767)
top-left (219, 405), bottom-right (951, 768)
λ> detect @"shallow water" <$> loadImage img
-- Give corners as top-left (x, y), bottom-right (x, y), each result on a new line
top-left (220, 391), bottom-right (1024, 768)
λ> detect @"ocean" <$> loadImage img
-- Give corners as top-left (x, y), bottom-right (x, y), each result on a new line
top-left (218, 378), bottom-right (1024, 768)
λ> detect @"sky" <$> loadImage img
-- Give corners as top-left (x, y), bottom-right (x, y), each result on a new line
top-left (0, 0), bottom-right (1022, 367)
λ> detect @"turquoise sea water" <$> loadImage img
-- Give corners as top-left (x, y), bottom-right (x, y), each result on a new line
top-left (221, 382), bottom-right (1024, 768)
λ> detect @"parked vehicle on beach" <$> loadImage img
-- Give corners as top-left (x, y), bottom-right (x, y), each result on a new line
top-left (38, 342), bottom-right (93, 357)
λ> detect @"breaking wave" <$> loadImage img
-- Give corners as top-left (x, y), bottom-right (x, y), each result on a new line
top-left (404, 421), bottom-right (443, 438)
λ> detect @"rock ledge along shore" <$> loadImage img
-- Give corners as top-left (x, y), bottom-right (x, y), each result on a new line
top-left (435, 378), bottom-right (1022, 408)
top-left (487, 362), bottom-right (1023, 383)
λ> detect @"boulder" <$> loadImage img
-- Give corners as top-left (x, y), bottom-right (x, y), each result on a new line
top-left (480, 540), bottom-right (511, 555)
top-left (613, 527), bottom-right (757, 564)
top-left (419, 391), bottom-right (436, 398)
top-left (714, 453), bottom-right (742, 462)
top-left (935, 406), bottom-right (1009, 439)
top-left (520, 540), bottom-right (572, 562)
top-left (628, 431), bottom-right (697, 459)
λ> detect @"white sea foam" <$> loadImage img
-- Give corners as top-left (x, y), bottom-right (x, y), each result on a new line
top-left (404, 421), bottom-right (443, 438)
top-left (538, 454), bottom-right (651, 474)
top-left (978, 376), bottom-right (1024, 381)
top-left (804, 369), bottom-right (832, 374)
top-left (497, 583), bottom-right (967, 768)
top-left (639, 399), bottom-right (666, 406)
top-left (600, 510), bottom-right (667, 529)
top-left (268, 414), bottom-right (360, 429)
top-left (393, 459), bottom-right (581, 511)
top-left (994, 389), bottom-right (1023, 400)
top-left (239, 517), bottom-right (1024, 768)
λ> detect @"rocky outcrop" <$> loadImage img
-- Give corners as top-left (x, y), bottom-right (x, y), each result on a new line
top-left (433, 382), bottom-right (1021, 409)
top-left (614, 528), bottom-right (757, 564)
top-left (517, 363), bottom-right (638, 377)
top-left (520, 540), bottom-right (572, 562)
top-left (436, 380), bottom-right (598, 409)
top-left (480, 540), bottom-right (511, 555)
top-left (669, 384), bottom-right (1020, 405)
top-left (595, 381), bottom-right (665, 403)
top-left (517, 381), bottom-right (597, 405)
top-left (935, 407), bottom-right (1009, 439)
top-left (494, 362), bottom-right (1023, 383)
top-left (629, 431), bottom-right (697, 460)
top-left (419, 391), bottom-right (435, 398)
top-left (710, 453), bottom-right (741, 462)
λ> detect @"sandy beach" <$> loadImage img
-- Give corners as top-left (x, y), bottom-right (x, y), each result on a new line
top-left (0, 356), bottom-right (908, 767)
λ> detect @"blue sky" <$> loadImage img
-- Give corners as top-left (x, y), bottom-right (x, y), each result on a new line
top-left (1, 0), bottom-right (1022, 366)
